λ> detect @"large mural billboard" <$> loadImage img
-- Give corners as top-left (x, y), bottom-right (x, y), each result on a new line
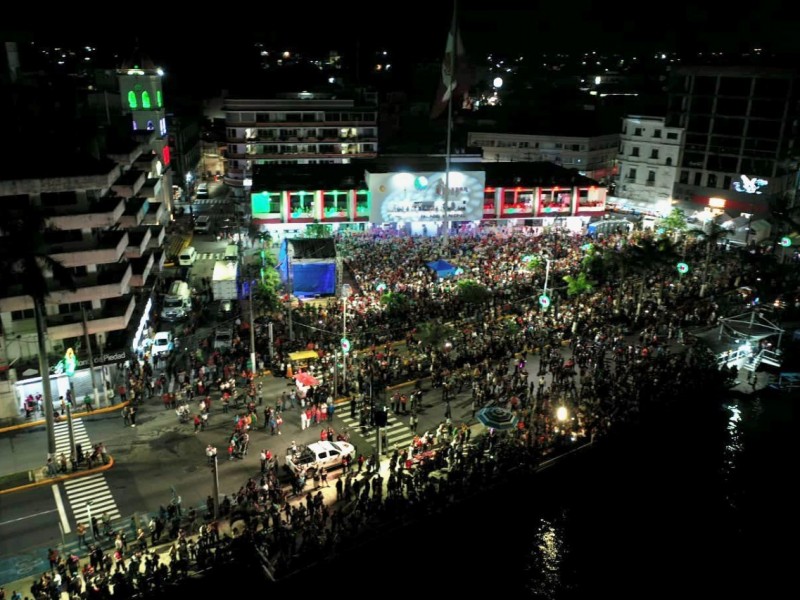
top-left (366, 171), bottom-right (486, 223)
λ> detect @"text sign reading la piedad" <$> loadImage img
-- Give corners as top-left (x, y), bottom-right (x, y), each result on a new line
top-left (48, 350), bottom-right (128, 375)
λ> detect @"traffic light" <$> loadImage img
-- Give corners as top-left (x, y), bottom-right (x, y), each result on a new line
top-left (374, 408), bottom-right (388, 427)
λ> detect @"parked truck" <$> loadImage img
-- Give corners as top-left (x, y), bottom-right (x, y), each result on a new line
top-left (211, 260), bottom-right (238, 301)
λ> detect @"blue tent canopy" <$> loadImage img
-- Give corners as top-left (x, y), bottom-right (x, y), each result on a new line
top-left (427, 259), bottom-right (457, 278)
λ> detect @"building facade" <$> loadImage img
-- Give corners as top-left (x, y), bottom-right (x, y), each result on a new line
top-left (224, 91), bottom-right (379, 195)
top-left (613, 115), bottom-right (684, 215)
top-left (250, 159), bottom-right (606, 240)
top-left (666, 65), bottom-right (800, 217)
top-left (466, 131), bottom-right (619, 181)
top-left (0, 56), bottom-right (172, 415)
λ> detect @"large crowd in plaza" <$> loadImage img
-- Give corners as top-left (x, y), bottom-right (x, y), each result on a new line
top-left (17, 223), bottom-right (774, 598)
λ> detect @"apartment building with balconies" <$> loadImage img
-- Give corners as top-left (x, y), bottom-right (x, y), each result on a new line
top-left (223, 91), bottom-right (379, 194)
top-left (467, 130), bottom-right (619, 182)
top-left (613, 116), bottom-right (684, 215)
top-left (0, 148), bottom-right (166, 369)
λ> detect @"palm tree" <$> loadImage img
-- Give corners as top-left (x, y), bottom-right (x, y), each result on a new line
top-left (687, 221), bottom-right (729, 297)
top-left (623, 236), bottom-right (678, 320)
top-left (0, 208), bottom-right (74, 455)
top-left (416, 320), bottom-right (455, 350)
top-left (563, 271), bottom-right (597, 297)
top-left (456, 279), bottom-right (492, 316)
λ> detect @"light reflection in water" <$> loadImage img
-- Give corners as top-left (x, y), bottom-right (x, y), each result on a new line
top-left (723, 402), bottom-right (743, 512)
top-left (525, 515), bottom-right (569, 600)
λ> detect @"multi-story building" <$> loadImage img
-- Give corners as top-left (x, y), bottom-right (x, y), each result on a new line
top-left (0, 54), bottom-right (171, 417)
top-left (613, 115), bottom-right (684, 215)
top-left (223, 90), bottom-right (379, 195)
top-left (167, 114), bottom-right (201, 190)
top-left (666, 65), bottom-right (800, 217)
top-left (467, 130), bottom-right (619, 181)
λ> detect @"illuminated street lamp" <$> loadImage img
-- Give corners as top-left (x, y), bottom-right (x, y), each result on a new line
top-left (493, 76), bottom-right (503, 88)
top-left (556, 406), bottom-right (569, 422)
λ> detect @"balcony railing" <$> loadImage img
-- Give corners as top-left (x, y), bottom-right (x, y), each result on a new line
top-left (44, 197), bottom-right (125, 231)
top-left (111, 170), bottom-right (146, 198)
top-left (46, 294), bottom-right (136, 340)
top-left (48, 231), bottom-right (129, 268)
top-left (0, 264), bottom-right (132, 313)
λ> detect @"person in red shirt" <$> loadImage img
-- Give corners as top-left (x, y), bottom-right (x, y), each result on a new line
top-left (193, 414), bottom-right (202, 433)
top-left (320, 428), bottom-right (328, 442)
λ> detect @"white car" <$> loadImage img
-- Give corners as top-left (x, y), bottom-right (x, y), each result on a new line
top-left (213, 328), bottom-right (233, 351)
top-left (285, 441), bottom-right (355, 476)
top-left (151, 331), bottom-right (174, 357)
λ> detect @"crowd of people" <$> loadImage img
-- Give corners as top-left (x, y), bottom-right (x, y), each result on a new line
top-left (14, 222), bottom-right (777, 598)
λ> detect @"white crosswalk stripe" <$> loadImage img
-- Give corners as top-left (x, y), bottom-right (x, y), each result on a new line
top-left (54, 419), bottom-right (91, 458)
top-left (197, 252), bottom-right (224, 261)
top-left (193, 198), bottom-right (228, 205)
top-left (63, 474), bottom-right (121, 524)
top-left (336, 410), bottom-right (416, 452)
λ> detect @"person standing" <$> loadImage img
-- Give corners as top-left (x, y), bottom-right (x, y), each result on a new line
top-left (76, 522), bottom-right (87, 548)
top-left (129, 405), bottom-right (137, 427)
top-left (121, 405), bottom-right (130, 427)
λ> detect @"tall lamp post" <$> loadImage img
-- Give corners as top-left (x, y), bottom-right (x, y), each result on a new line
top-left (341, 284), bottom-right (352, 395)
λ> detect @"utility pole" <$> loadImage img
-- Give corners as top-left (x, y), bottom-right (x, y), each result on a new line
top-left (268, 322), bottom-right (274, 362)
top-left (249, 280), bottom-right (257, 376)
top-left (34, 299), bottom-right (57, 456)
top-left (81, 305), bottom-right (103, 407)
top-left (211, 454), bottom-right (220, 519)
top-left (341, 284), bottom-right (351, 395)
top-left (66, 401), bottom-right (76, 464)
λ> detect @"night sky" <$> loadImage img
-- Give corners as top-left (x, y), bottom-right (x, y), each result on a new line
top-left (3, 0), bottom-right (799, 91)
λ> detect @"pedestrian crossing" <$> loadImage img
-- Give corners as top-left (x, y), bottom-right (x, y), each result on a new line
top-left (54, 418), bottom-right (91, 458)
top-left (63, 474), bottom-right (121, 524)
top-left (197, 252), bottom-right (224, 261)
top-left (193, 198), bottom-right (228, 206)
top-left (336, 409), bottom-right (416, 453)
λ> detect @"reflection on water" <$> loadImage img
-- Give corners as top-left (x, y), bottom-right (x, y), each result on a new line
top-left (525, 514), bottom-right (571, 600)
top-left (723, 402), bottom-right (743, 513)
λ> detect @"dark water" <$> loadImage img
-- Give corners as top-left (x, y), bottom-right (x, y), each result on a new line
top-left (184, 388), bottom-right (794, 598)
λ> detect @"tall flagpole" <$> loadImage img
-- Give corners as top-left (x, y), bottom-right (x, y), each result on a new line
top-left (442, 1), bottom-right (457, 250)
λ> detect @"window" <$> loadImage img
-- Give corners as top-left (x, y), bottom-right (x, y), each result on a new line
top-left (156, 90), bottom-right (163, 108)
top-left (634, 127), bottom-right (642, 136)
top-left (679, 171), bottom-right (689, 184)
top-left (666, 157), bottom-right (673, 166)
top-left (647, 170), bottom-right (656, 182)
top-left (58, 301), bottom-right (89, 315)
top-left (723, 175), bottom-right (732, 189)
top-left (693, 172), bottom-right (702, 186)
top-left (146, 120), bottom-right (154, 131)
top-left (41, 191), bottom-right (78, 207)
top-left (132, 120), bottom-right (137, 131)
top-left (693, 76), bottom-right (717, 95)
top-left (650, 149), bottom-right (659, 159)
top-left (322, 191), bottom-right (348, 216)
top-left (666, 132), bottom-right (678, 140)
top-left (127, 91), bottom-right (137, 109)
top-left (653, 129), bottom-right (662, 138)
top-left (142, 91), bottom-right (151, 109)
top-left (159, 118), bottom-right (167, 136)
top-left (718, 76), bottom-right (752, 97)
top-left (555, 143), bottom-right (563, 149)
top-left (716, 97), bottom-right (748, 116)
top-left (631, 147), bottom-right (640, 157)
top-left (483, 189), bottom-right (496, 213)
top-left (707, 173), bottom-right (718, 188)
top-left (627, 168), bottom-right (637, 181)
top-left (570, 144), bottom-right (580, 151)
top-left (11, 308), bottom-right (35, 321)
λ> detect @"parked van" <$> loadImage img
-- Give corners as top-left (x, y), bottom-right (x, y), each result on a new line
top-left (178, 246), bottom-right (197, 266)
top-left (194, 215), bottom-right (211, 234)
top-left (224, 244), bottom-right (239, 262)
top-left (197, 183), bottom-right (209, 199)
top-left (162, 280), bottom-right (192, 321)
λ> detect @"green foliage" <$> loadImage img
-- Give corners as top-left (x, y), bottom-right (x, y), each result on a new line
top-left (416, 320), bottom-right (456, 349)
top-left (304, 221), bottom-right (333, 238)
top-left (503, 318), bottom-right (521, 336)
top-left (661, 208), bottom-right (688, 232)
top-left (380, 291), bottom-right (410, 316)
top-left (563, 271), bottom-right (597, 297)
top-left (456, 279), bottom-right (492, 305)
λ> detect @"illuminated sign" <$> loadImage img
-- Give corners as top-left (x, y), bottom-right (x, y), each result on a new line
top-left (708, 197), bottom-right (726, 208)
top-left (367, 171), bottom-right (486, 223)
top-left (732, 175), bottom-right (768, 195)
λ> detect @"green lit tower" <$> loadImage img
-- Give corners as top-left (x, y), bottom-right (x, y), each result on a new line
top-left (117, 51), bottom-right (173, 212)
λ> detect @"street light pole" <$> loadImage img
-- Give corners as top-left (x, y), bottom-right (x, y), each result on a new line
top-left (86, 500), bottom-right (94, 540)
top-left (66, 401), bottom-right (76, 465)
top-left (340, 284), bottom-right (352, 396)
top-left (249, 280), bottom-right (257, 376)
top-left (212, 454), bottom-right (220, 520)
